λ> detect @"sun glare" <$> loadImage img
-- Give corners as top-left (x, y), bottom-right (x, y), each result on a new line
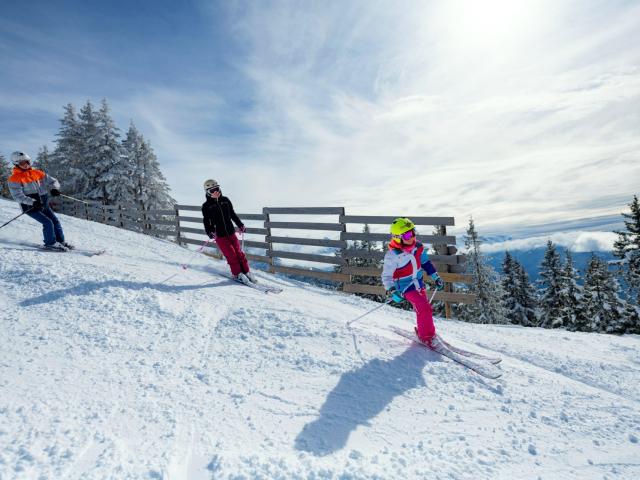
top-left (442, 0), bottom-right (540, 51)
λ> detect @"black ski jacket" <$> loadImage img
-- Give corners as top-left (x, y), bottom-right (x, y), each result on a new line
top-left (202, 195), bottom-right (244, 238)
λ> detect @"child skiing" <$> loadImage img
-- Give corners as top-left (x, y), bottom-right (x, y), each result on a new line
top-left (7, 151), bottom-right (73, 251)
top-left (381, 217), bottom-right (445, 346)
top-left (201, 179), bottom-right (257, 284)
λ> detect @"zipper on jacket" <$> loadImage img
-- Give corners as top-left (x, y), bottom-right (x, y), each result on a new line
top-left (216, 198), bottom-right (229, 237)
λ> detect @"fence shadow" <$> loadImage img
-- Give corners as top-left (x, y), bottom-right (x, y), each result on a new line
top-left (20, 279), bottom-right (230, 307)
top-left (294, 346), bottom-right (437, 456)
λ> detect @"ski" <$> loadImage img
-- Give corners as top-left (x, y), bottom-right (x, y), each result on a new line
top-left (39, 246), bottom-right (106, 257)
top-left (2, 243), bottom-right (106, 257)
top-left (228, 275), bottom-right (283, 294)
top-left (439, 337), bottom-right (501, 364)
top-left (390, 327), bottom-right (502, 379)
top-left (66, 247), bottom-right (106, 257)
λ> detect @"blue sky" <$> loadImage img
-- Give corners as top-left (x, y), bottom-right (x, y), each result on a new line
top-left (1, 0), bottom-right (639, 240)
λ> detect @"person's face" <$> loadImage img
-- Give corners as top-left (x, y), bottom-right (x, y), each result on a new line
top-left (400, 229), bottom-right (416, 246)
top-left (207, 186), bottom-right (221, 198)
top-left (17, 160), bottom-right (31, 170)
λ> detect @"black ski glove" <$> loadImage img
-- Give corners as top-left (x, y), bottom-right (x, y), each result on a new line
top-left (207, 231), bottom-right (216, 239)
top-left (50, 188), bottom-right (61, 197)
top-left (31, 200), bottom-right (43, 211)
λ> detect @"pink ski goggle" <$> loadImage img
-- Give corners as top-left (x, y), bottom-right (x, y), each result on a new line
top-left (394, 229), bottom-right (416, 240)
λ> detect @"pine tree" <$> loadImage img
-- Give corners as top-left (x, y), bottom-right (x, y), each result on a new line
top-left (86, 99), bottom-right (123, 204)
top-left (613, 195), bottom-right (640, 307)
top-left (139, 139), bottom-right (174, 209)
top-left (122, 123), bottom-right (146, 209)
top-left (502, 252), bottom-right (538, 327)
top-left (35, 145), bottom-right (52, 172)
top-left (0, 153), bottom-right (11, 198)
top-left (52, 103), bottom-right (85, 194)
top-left (560, 251), bottom-right (586, 331)
top-left (622, 301), bottom-right (640, 335)
top-left (458, 217), bottom-right (508, 324)
top-left (501, 251), bottom-right (520, 324)
top-left (122, 123), bottom-right (175, 210)
top-left (538, 241), bottom-right (565, 328)
top-left (581, 254), bottom-right (627, 333)
top-left (515, 262), bottom-right (539, 327)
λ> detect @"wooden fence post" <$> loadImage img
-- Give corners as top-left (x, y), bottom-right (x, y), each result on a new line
top-left (263, 207), bottom-right (274, 273)
top-left (118, 205), bottom-right (124, 229)
top-left (174, 204), bottom-right (182, 246)
top-left (435, 225), bottom-right (452, 319)
top-left (339, 207), bottom-right (349, 291)
top-left (142, 205), bottom-right (149, 234)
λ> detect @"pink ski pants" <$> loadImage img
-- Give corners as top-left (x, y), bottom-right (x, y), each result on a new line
top-left (405, 289), bottom-right (435, 341)
top-left (215, 233), bottom-right (250, 276)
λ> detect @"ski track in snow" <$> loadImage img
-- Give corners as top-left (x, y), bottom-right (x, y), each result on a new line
top-left (1, 198), bottom-right (639, 479)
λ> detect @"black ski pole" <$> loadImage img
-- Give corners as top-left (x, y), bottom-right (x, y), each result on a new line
top-left (0, 207), bottom-right (34, 230)
top-left (59, 193), bottom-right (91, 205)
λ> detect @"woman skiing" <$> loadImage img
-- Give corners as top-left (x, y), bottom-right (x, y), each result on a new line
top-left (381, 217), bottom-right (445, 345)
top-left (201, 179), bottom-right (256, 284)
top-left (7, 151), bottom-right (73, 251)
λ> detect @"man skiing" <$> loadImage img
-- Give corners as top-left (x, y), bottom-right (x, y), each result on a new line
top-left (7, 151), bottom-right (73, 251)
top-left (201, 179), bottom-right (257, 284)
top-left (381, 217), bottom-right (445, 346)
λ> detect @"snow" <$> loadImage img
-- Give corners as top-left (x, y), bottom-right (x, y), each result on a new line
top-left (1, 197), bottom-right (639, 479)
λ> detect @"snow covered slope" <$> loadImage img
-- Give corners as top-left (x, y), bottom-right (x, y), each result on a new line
top-left (1, 198), bottom-right (639, 480)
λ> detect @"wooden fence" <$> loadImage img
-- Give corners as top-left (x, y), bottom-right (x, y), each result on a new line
top-left (55, 199), bottom-right (475, 316)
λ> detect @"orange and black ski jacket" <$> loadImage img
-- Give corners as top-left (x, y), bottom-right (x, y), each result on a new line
top-left (7, 166), bottom-right (60, 208)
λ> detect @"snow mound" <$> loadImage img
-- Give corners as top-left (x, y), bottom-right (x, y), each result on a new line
top-left (1, 198), bottom-right (639, 479)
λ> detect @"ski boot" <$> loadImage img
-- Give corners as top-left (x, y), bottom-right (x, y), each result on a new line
top-left (43, 242), bottom-right (69, 252)
top-left (245, 271), bottom-right (258, 283)
top-left (233, 273), bottom-right (252, 286)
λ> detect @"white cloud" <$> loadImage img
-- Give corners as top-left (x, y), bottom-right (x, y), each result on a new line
top-left (482, 231), bottom-right (618, 253)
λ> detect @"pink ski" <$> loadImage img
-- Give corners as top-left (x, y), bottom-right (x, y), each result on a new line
top-left (391, 327), bottom-right (502, 380)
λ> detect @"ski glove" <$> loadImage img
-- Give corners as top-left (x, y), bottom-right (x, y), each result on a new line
top-left (30, 200), bottom-right (43, 211)
top-left (206, 231), bottom-right (216, 239)
top-left (431, 273), bottom-right (445, 291)
top-left (50, 189), bottom-right (61, 197)
top-left (237, 225), bottom-right (246, 233)
top-left (387, 287), bottom-right (404, 303)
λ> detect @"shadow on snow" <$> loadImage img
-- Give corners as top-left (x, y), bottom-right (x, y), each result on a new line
top-left (295, 346), bottom-right (438, 456)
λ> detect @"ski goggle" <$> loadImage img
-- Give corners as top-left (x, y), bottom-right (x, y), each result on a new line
top-left (206, 186), bottom-right (220, 194)
top-left (393, 229), bottom-right (416, 241)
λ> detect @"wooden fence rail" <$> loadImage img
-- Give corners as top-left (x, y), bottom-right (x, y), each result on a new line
top-left (54, 200), bottom-right (476, 314)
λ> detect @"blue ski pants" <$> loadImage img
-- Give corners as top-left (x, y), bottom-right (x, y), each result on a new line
top-left (24, 196), bottom-right (65, 246)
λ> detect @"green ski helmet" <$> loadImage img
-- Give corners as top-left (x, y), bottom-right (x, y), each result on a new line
top-left (390, 217), bottom-right (415, 236)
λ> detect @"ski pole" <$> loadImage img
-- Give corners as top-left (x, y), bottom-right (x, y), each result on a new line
top-left (181, 238), bottom-right (214, 270)
top-left (429, 289), bottom-right (437, 304)
top-left (347, 300), bottom-right (393, 327)
top-left (236, 228), bottom-right (245, 251)
top-left (0, 207), bottom-right (36, 230)
top-left (59, 193), bottom-right (91, 205)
